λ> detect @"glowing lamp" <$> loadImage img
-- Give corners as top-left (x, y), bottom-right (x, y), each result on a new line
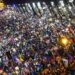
top-left (49, 18), bottom-right (53, 21)
top-left (15, 66), bottom-right (19, 70)
top-left (34, 61), bottom-right (38, 65)
top-left (0, 2), bottom-right (6, 11)
top-left (60, 37), bottom-right (69, 46)
top-left (61, 38), bottom-right (68, 45)
top-left (15, 71), bottom-right (19, 74)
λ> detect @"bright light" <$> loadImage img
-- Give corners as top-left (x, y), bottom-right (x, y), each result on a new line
top-left (65, 28), bottom-right (69, 32)
top-left (15, 71), bottom-right (19, 74)
top-left (15, 66), bottom-right (19, 70)
top-left (13, 4), bottom-right (16, 8)
top-left (37, 2), bottom-right (41, 9)
top-left (34, 61), bottom-right (38, 65)
top-left (0, 2), bottom-right (6, 11)
top-left (61, 37), bottom-right (69, 46)
top-left (59, 0), bottom-right (64, 7)
top-left (69, 0), bottom-right (74, 3)
top-left (32, 3), bottom-right (36, 8)
top-left (28, 3), bottom-right (32, 10)
top-left (49, 18), bottom-right (53, 21)
top-left (68, 6), bottom-right (72, 10)
top-left (51, 1), bottom-right (55, 6)
top-left (58, 6), bottom-right (62, 9)
top-left (12, 48), bottom-right (16, 52)
top-left (23, 6), bottom-right (25, 10)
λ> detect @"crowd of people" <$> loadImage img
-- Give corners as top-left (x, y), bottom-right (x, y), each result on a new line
top-left (0, 4), bottom-right (75, 75)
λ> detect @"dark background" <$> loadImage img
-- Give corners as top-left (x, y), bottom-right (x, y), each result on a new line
top-left (3, 0), bottom-right (75, 5)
